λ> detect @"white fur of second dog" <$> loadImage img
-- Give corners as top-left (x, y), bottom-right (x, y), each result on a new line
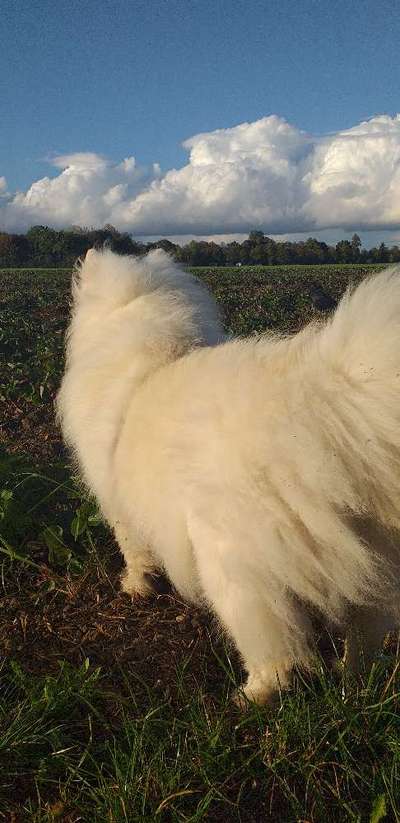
top-left (57, 248), bottom-right (400, 705)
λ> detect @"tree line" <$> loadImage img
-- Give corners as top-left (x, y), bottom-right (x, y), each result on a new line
top-left (1, 225), bottom-right (400, 268)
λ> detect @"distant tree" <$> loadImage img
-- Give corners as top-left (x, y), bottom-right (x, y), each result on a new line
top-left (351, 233), bottom-right (362, 261)
top-left (242, 232), bottom-right (276, 265)
top-left (176, 241), bottom-right (201, 265)
top-left (302, 237), bottom-right (328, 264)
top-left (146, 238), bottom-right (178, 256)
top-left (4, 225), bottom-right (400, 268)
top-left (266, 239), bottom-right (278, 265)
top-left (248, 229), bottom-right (265, 243)
top-left (26, 226), bottom-right (60, 266)
top-left (102, 224), bottom-right (119, 237)
top-left (275, 242), bottom-right (295, 265)
top-left (335, 239), bottom-right (353, 263)
top-left (203, 241), bottom-right (226, 266)
top-left (0, 233), bottom-right (30, 266)
top-left (251, 242), bottom-right (269, 265)
top-left (368, 242), bottom-right (390, 264)
top-left (57, 230), bottom-right (89, 264)
top-left (389, 245), bottom-right (400, 263)
top-left (176, 240), bottom-right (225, 267)
top-left (113, 233), bottom-right (143, 255)
top-left (224, 241), bottom-right (243, 266)
top-left (378, 242), bottom-right (389, 263)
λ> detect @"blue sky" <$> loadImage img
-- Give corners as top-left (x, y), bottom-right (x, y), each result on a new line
top-left (2, 0), bottom-right (400, 242)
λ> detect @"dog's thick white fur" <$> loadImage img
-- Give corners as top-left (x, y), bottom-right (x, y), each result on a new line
top-left (57, 248), bottom-right (400, 705)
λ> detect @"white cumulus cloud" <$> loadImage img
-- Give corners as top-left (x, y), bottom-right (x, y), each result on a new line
top-left (2, 114), bottom-right (400, 236)
top-left (0, 154), bottom-right (161, 232)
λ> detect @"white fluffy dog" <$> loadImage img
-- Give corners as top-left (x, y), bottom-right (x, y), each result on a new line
top-left (57, 248), bottom-right (400, 705)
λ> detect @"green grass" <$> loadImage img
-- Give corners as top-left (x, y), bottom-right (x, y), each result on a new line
top-left (1, 651), bottom-right (399, 821)
top-left (0, 264), bottom-right (399, 821)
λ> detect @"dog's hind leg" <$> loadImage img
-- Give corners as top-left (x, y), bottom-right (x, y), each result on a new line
top-left (342, 521), bottom-right (399, 675)
top-left (344, 606), bottom-right (395, 676)
top-left (113, 519), bottom-right (158, 597)
top-left (188, 516), bottom-right (310, 707)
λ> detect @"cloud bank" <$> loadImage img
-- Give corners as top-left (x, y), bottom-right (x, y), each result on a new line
top-left (2, 114), bottom-right (400, 236)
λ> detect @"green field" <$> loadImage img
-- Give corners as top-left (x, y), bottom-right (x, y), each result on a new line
top-left (0, 265), bottom-right (399, 822)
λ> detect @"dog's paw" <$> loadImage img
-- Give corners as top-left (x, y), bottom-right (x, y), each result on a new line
top-left (232, 687), bottom-right (253, 711)
top-left (233, 661), bottom-right (291, 710)
top-left (120, 550), bottom-right (163, 599)
top-left (232, 682), bottom-right (280, 711)
top-left (121, 568), bottom-right (156, 598)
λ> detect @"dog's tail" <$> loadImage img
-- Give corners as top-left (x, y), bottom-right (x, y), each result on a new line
top-left (320, 265), bottom-right (400, 383)
top-left (318, 264), bottom-right (400, 531)
top-left (75, 247), bottom-right (226, 361)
